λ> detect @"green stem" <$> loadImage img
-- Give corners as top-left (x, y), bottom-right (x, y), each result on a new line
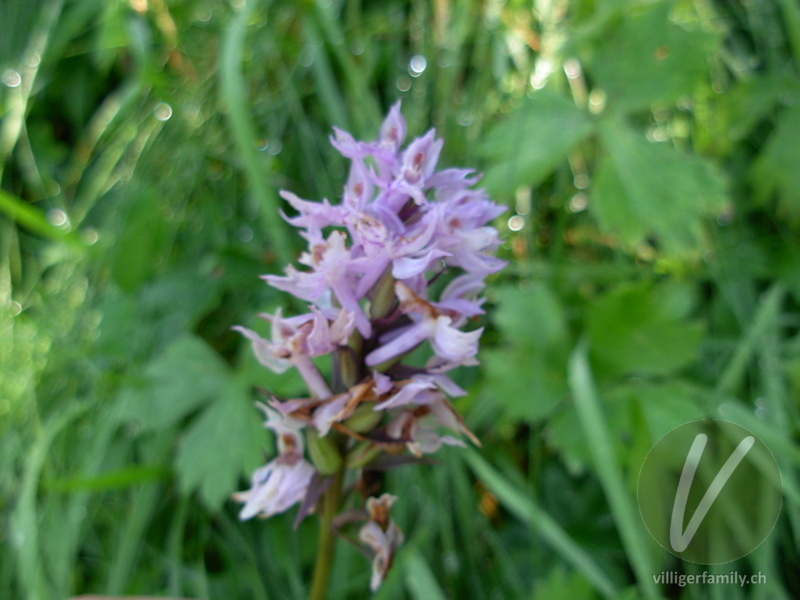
top-left (309, 468), bottom-right (344, 600)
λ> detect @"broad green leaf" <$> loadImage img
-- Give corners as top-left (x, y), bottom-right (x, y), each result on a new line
top-left (482, 349), bottom-right (567, 423)
top-left (175, 378), bottom-right (264, 510)
top-left (138, 265), bottom-right (220, 327)
top-left (491, 284), bottom-right (566, 347)
top-left (582, 2), bottom-right (719, 113)
top-left (116, 334), bottom-right (230, 430)
top-left (593, 119), bottom-right (727, 255)
top-left (612, 380), bottom-right (706, 442)
top-left (480, 92), bottom-right (594, 196)
top-left (591, 158), bottom-right (646, 247)
top-left (720, 73), bottom-right (798, 142)
top-left (482, 284), bottom-right (569, 422)
top-left (587, 281), bottom-right (703, 377)
top-left (750, 104), bottom-right (800, 218)
top-left (138, 264), bottom-right (222, 349)
top-left (92, 284), bottom-right (146, 366)
top-left (94, 267), bottom-right (220, 368)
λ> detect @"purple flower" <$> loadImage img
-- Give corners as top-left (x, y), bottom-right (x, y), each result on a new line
top-left (234, 102), bottom-right (506, 592)
top-left (264, 231), bottom-right (372, 337)
top-left (364, 282), bottom-right (483, 368)
top-left (358, 494), bottom-right (404, 591)
top-left (384, 396), bottom-right (479, 457)
top-left (378, 102), bottom-right (406, 150)
top-left (374, 373), bottom-right (465, 411)
top-left (279, 190), bottom-right (345, 235)
top-left (233, 307), bottom-right (355, 399)
top-left (232, 404), bottom-right (315, 520)
top-left (310, 381), bottom-right (374, 436)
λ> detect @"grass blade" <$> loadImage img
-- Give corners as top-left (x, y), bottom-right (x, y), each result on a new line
top-left (404, 547), bottom-right (448, 600)
top-left (43, 464), bottom-right (169, 493)
top-left (0, 189), bottom-right (84, 250)
top-left (11, 399), bottom-right (92, 600)
top-left (219, 0), bottom-right (292, 265)
top-left (464, 449), bottom-right (619, 598)
top-left (568, 341), bottom-right (659, 598)
top-left (714, 284), bottom-right (784, 397)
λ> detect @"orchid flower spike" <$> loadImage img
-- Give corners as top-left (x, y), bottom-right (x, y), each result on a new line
top-left (233, 102), bottom-right (506, 594)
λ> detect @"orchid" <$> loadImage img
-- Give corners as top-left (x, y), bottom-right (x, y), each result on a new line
top-left (233, 103), bottom-right (505, 597)
top-left (232, 404), bottom-right (315, 520)
top-left (358, 494), bottom-right (404, 591)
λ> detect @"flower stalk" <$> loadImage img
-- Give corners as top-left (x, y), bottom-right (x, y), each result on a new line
top-left (309, 466), bottom-right (344, 600)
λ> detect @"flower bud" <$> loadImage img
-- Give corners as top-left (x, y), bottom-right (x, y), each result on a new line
top-left (333, 347), bottom-right (360, 391)
top-left (369, 269), bottom-right (396, 320)
top-left (306, 429), bottom-right (342, 475)
top-left (345, 441), bottom-right (381, 469)
top-left (344, 403), bottom-right (383, 433)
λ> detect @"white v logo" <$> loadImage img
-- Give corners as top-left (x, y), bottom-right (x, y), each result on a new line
top-left (670, 433), bottom-right (755, 552)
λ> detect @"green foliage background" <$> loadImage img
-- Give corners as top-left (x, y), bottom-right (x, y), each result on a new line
top-left (1, 0), bottom-right (799, 598)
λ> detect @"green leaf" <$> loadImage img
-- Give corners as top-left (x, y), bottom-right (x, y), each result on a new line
top-left (92, 284), bottom-right (146, 366)
top-left (491, 284), bottom-right (566, 347)
top-left (175, 378), bottom-right (264, 510)
top-left (549, 385), bottom-right (633, 477)
top-left (582, 2), bottom-right (718, 113)
top-left (750, 104), bottom-right (800, 218)
top-left (480, 92), bottom-right (594, 196)
top-left (482, 284), bottom-right (569, 422)
top-left (592, 119), bottom-right (727, 255)
top-left (612, 379), bottom-right (706, 442)
top-left (587, 281), bottom-right (703, 377)
top-left (138, 264), bottom-right (222, 349)
top-left (117, 334), bottom-right (230, 431)
top-left (720, 73), bottom-right (798, 142)
top-left (482, 349), bottom-right (567, 423)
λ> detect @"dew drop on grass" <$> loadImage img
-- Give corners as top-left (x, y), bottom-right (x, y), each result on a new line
top-left (154, 102), bottom-right (173, 121)
top-left (47, 208), bottom-right (69, 228)
top-left (2, 69), bottom-right (21, 88)
top-left (409, 55), bottom-right (427, 76)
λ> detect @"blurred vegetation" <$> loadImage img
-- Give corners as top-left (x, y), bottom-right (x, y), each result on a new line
top-left (1, 0), bottom-right (800, 598)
